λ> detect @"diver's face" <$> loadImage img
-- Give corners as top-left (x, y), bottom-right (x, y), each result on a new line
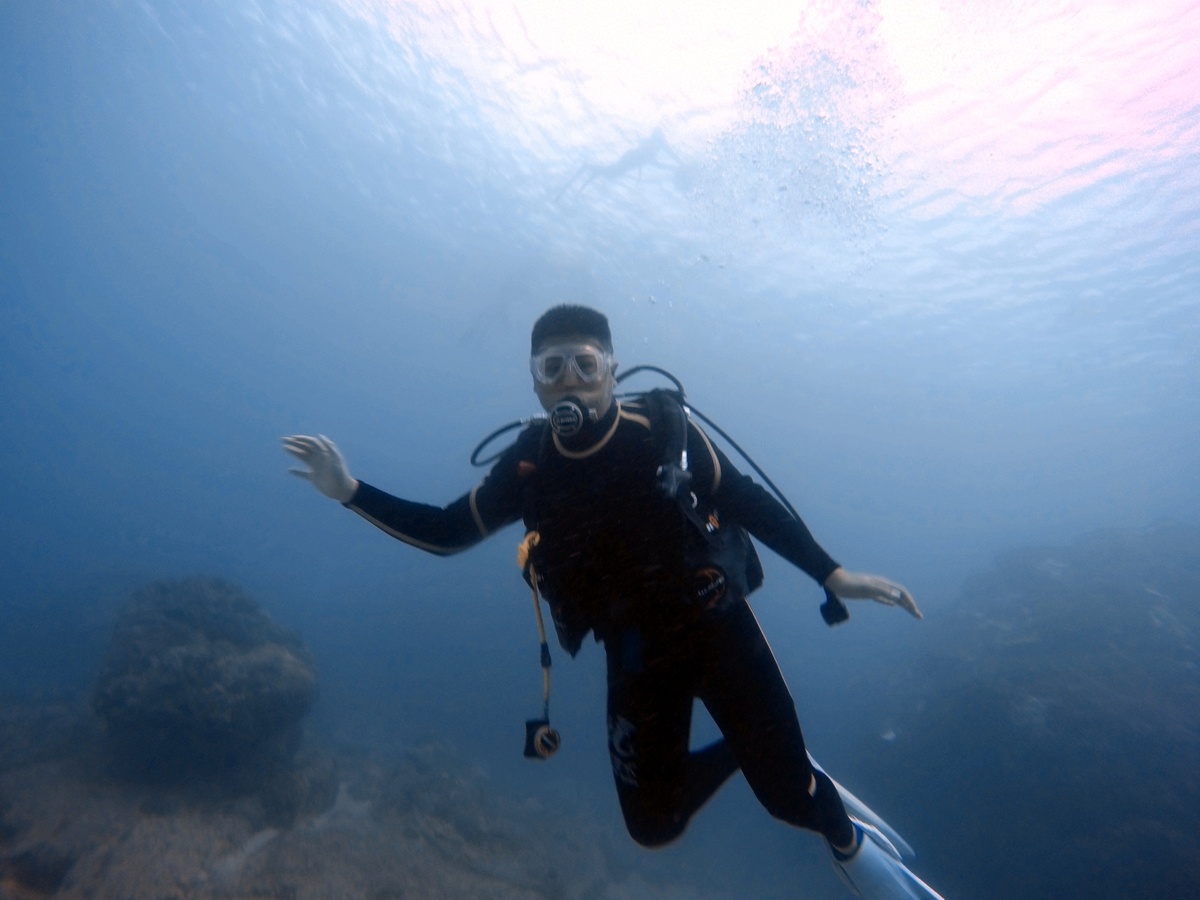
top-left (531, 337), bottom-right (617, 417)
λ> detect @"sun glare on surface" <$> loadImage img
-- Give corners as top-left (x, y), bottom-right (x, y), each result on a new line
top-left (340, 0), bottom-right (1200, 214)
top-left (877, 0), bottom-right (1200, 211)
top-left (342, 0), bottom-right (818, 152)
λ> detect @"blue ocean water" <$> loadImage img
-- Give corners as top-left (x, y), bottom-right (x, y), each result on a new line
top-left (2, 1), bottom-right (1198, 897)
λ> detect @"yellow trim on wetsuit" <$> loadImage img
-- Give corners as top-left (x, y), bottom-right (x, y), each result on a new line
top-left (691, 421), bottom-right (722, 493)
top-left (347, 482), bottom-right (492, 553)
top-left (468, 484), bottom-right (488, 537)
top-left (348, 507), bottom-right (461, 555)
top-left (552, 401), bottom-right (626, 459)
top-left (618, 406), bottom-right (651, 430)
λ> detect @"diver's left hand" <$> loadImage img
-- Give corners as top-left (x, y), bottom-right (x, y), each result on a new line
top-left (823, 568), bottom-right (922, 620)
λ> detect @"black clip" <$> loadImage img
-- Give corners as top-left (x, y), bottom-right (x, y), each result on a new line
top-left (656, 463), bottom-right (693, 501)
top-left (820, 587), bottom-right (850, 626)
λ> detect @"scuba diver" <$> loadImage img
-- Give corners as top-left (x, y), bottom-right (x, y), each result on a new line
top-left (282, 304), bottom-right (944, 899)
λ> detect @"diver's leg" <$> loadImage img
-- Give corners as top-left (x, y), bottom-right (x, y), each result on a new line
top-left (697, 601), bottom-right (946, 897)
top-left (604, 626), bottom-right (739, 847)
top-left (697, 597), bottom-right (855, 848)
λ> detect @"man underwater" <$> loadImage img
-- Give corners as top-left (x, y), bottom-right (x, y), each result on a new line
top-left (283, 304), bottom-right (944, 898)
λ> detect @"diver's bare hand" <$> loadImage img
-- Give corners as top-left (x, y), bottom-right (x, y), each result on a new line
top-left (281, 434), bottom-right (358, 503)
top-left (823, 568), bottom-right (922, 620)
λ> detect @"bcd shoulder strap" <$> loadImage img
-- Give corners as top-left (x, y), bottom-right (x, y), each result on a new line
top-left (638, 390), bottom-right (765, 599)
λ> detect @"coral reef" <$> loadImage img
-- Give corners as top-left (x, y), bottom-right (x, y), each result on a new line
top-left (90, 577), bottom-right (317, 786)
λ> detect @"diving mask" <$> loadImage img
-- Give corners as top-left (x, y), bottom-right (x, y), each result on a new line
top-left (530, 343), bottom-right (613, 386)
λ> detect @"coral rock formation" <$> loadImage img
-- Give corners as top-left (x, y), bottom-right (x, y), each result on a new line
top-left (91, 577), bottom-right (317, 784)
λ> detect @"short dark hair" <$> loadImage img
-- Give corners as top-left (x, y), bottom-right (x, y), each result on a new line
top-left (530, 305), bottom-right (613, 353)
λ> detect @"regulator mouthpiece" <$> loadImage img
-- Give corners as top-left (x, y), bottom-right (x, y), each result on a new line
top-left (549, 397), bottom-right (594, 437)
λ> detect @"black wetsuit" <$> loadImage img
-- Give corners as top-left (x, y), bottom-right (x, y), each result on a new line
top-left (346, 397), bottom-right (854, 847)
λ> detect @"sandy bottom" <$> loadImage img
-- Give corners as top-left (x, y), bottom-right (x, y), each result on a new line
top-left (0, 700), bottom-right (711, 900)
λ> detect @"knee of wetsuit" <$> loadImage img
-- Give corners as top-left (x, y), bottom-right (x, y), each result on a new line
top-left (623, 811), bottom-right (688, 849)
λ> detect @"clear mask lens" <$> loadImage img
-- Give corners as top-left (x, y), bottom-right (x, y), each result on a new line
top-left (531, 345), bottom-right (611, 385)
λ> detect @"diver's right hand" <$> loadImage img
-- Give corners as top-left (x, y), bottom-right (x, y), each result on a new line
top-left (281, 434), bottom-right (359, 503)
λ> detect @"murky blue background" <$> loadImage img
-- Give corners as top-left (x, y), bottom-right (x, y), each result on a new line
top-left (3, 1), bottom-right (1198, 896)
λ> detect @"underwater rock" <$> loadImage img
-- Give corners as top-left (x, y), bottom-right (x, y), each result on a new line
top-left (255, 749), bottom-right (341, 829)
top-left (90, 576), bottom-right (317, 785)
top-left (4, 842), bottom-right (76, 894)
top-left (844, 523), bottom-right (1200, 899)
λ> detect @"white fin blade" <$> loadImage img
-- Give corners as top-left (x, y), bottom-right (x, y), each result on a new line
top-left (829, 820), bottom-right (948, 899)
top-left (809, 753), bottom-right (916, 858)
top-left (894, 864), bottom-right (947, 900)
